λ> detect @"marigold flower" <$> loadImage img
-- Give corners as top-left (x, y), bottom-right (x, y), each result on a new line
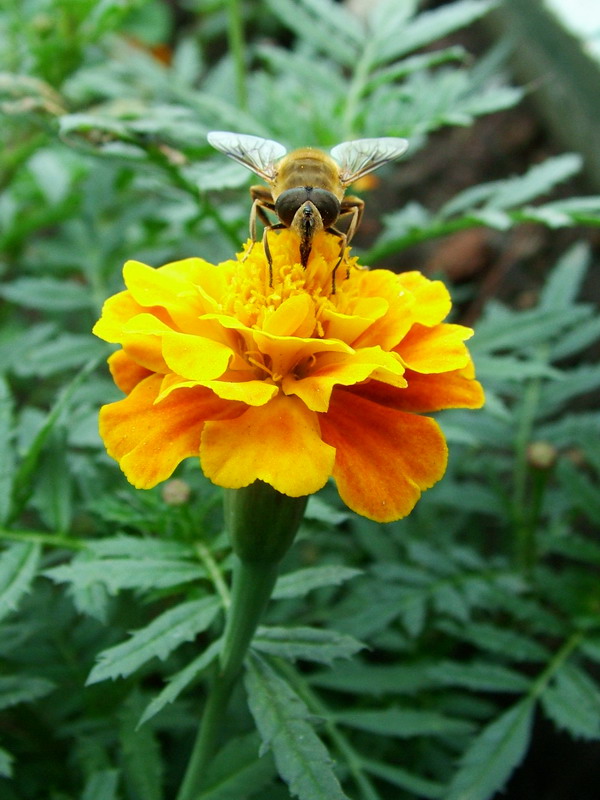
top-left (94, 230), bottom-right (483, 522)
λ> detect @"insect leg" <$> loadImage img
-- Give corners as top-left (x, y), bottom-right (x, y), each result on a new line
top-left (324, 227), bottom-right (347, 294)
top-left (262, 222), bottom-right (286, 286)
top-left (245, 186), bottom-right (275, 262)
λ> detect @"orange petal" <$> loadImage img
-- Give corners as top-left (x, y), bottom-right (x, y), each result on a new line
top-left (348, 369), bottom-right (485, 412)
top-left (99, 374), bottom-right (236, 488)
top-left (321, 297), bottom-right (389, 344)
top-left (200, 393), bottom-right (335, 497)
top-left (283, 347), bottom-right (406, 412)
top-left (108, 350), bottom-right (153, 394)
top-left (396, 323), bottom-right (473, 373)
top-left (320, 390), bottom-right (448, 522)
top-left (158, 373), bottom-right (278, 407)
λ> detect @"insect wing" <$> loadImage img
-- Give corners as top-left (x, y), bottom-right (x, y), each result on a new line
top-left (331, 137), bottom-right (409, 185)
top-left (207, 131), bottom-right (287, 182)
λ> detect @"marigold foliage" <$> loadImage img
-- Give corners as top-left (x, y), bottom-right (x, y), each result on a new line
top-left (94, 231), bottom-right (483, 522)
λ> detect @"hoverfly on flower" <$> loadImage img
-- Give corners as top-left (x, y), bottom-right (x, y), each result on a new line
top-left (207, 131), bottom-right (409, 290)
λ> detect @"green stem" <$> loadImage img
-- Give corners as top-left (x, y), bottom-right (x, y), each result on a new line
top-left (226, 0), bottom-right (248, 110)
top-left (175, 556), bottom-right (280, 800)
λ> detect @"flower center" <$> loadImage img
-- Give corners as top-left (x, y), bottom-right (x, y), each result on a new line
top-left (220, 230), bottom-right (358, 333)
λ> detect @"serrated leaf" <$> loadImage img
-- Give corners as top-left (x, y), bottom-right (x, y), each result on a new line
top-left (557, 459), bottom-right (600, 525)
top-left (0, 376), bottom-right (14, 524)
top-left (245, 653), bottom-right (350, 800)
top-left (539, 243), bottom-right (589, 309)
top-left (425, 661), bottom-right (531, 693)
top-left (374, 0), bottom-right (497, 65)
top-left (87, 596), bottom-right (221, 684)
top-left (265, 0), bottom-right (358, 67)
top-left (447, 699), bottom-right (534, 800)
top-left (81, 768), bottom-right (120, 800)
top-left (335, 707), bottom-right (474, 738)
top-left (0, 675), bottom-right (55, 710)
top-left (539, 363), bottom-right (600, 418)
top-left (361, 758), bottom-right (444, 799)
top-left (273, 566), bottom-right (361, 599)
top-left (253, 625), bottom-right (364, 665)
top-left (139, 638), bottom-right (222, 726)
top-left (474, 355), bottom-right (563, 382)
top-left (198, 733), bottom-right (276, 800)
top-left (541, 664), bottom-right (600, 739)
top-left (119, 692), bottom-right (163, 800)
top-left (0, 746), bottom-right (14, 778)
top-left (12, 333), bottom-right (106, 378)
top-left (439, 621), bottom-right (550, 662)
top-left (309, 660), bottom-right (438, 696)
top-left (0, 542), bottom-right (41, 622)
top-left (45, 551), bottom-right (206, 593)
top-left (472, 307), bottom-right (590, 354)
top-left (487, 154), bottom-right (582, 210)
top-left (0, 277), bottom-right (93, 311)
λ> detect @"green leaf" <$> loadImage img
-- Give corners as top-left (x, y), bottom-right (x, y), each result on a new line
top-left (265, 0), bottom-right (358, 67)
top-left (439, 621), bottom-right (550, 662)
top-left (541, 664), bottom-right (600, 740)
top-left (374, 0), bottom-right (497, 65)
top-left (446, 699), bottom-right (535, 800)
top-left (45, 543), bottom-right (206, 593)
top-left (0, 746), bottom-right (14, 778)
top-left (361, 758), bottom-right (444, 799)
top-left (273, 565), bottom-right (361, 599)
top-left (335, 707), bottom-right (474, 738)
top-left (0, 675), bottom-right (55, 710)
top-left (12, 333), bottom-right (107, 378)
top-left (244, 652), bottom-right (350, 800)
top-left (34, 427), bottom-right (73, 532)
top-left (0, 542), bottom-right (41, 622)
top-left (425, 661), bottom-right (531, 693)
top-left (557, 459), bottom-right (600, 525)
top-left (474, 355), bottom-right (563, 382)
top-left (119, 691), bottom-right (163, 800)
top-left (539, 242), bottom-right (589, 310)
top-left (539, 363), bottom-right (600, 418)
top-left (486, 154), bottom-right (582, 211)
top-left (0, 277), bottom-right (93, 312)
top-left (253, 626), bottom-right (364, 665)
top-left (87, 596), bottom-right (221, 684)
top-left (81, 768), bottom-right (120, 800)
top-left (0, 376), bottom-right (14, 525)
top-left (309, 660), bottom-right (438, 696)
top-left (197, 733), bottom-right (276, 800)
top-left (139, 638), bottom-right (222, 726)
top-left (472, 307), bottom-right (589, 354)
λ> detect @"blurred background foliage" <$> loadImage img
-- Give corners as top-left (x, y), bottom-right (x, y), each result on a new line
top-left (1, 1), bottom-right (600, 798)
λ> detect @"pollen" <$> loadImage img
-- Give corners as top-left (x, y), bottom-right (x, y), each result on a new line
top-left (220, 230), bottom-right (359, 333)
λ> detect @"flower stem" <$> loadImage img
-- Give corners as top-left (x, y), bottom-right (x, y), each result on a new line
top-left (226, 0), bottom-right (248, 110)
top-left (176, 556), bottom-right (280, 800)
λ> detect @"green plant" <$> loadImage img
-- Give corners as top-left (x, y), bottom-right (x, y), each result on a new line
top-left (2, 1), bottom-right (600, 798)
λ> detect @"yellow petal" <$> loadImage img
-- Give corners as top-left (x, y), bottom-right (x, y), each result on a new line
top-left (283, 347), bottom-right (406, 412)
top-left (263, 294), bottom-right (316, 337)
top-left (201, 393), bottom-right (335, 496)
top-left (397, 271), bottom-right (452, 326)
top-left (161, 331), bottom-right (233, 381)
top-left (321, 390), bottom-right (448, 522)
top-left (396, 323), bottom-right (473, 373)
top-left (157, 373), bottom-right (278, 407)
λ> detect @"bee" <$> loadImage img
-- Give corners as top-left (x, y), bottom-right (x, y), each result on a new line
top-left (207, 131), bottom-right (409, 290)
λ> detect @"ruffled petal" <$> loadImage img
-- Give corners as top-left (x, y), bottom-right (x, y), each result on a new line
top-left (161, 331), bottom-right (234, 381)
top-left (396, 323), bottom-right (473, 373)
top-left (107, 350), bottom-right (153, 394)
top-left (263, 294), bottom-right (316, 337)
top-left (348, 369), bottom-right (484, 412)
top-left (396, 271), bottom-right (452, 326)
top-left (99, 374), bottom-right (237, 488)
top-left (283, 347), bottom-right (406, 412)
top-left (320, 390), bottom-right (448, 522)
top-left (158, 373), bottom-right (278, 407)
top-left (200, 393), bottom-right (335, 496)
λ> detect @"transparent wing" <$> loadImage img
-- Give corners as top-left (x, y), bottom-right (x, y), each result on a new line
top-left (331, 137), bottom-right (409, 185)
top-left (207, 131), bottom-right (287, 182)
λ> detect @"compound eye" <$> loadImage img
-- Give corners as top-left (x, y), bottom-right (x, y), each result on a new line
top-left (310, 189), bottom-right (340, 228)
top-left (275, 189), bottom-right (306, 226)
